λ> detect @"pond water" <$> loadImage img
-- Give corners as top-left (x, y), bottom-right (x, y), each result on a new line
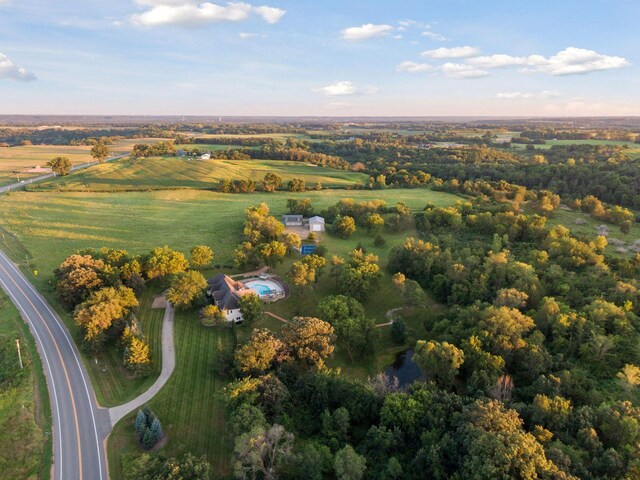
top-left (384, 349), bottom-right (423, 387)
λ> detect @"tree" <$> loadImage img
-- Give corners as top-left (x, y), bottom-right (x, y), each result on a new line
top-left (460, 400), bottom-right (569, 480)
top-left (287, 198), bottom-right (313, 216)
top-left (318, 295), bottom-right (373, 361)
top-left (166, 270), bottom-right (208, 309)
top-left (47, 156), bottom-right (72, 176)
top-left (280, 232), bottom-right (301, 254)
top-left (288, 178), bottom-right (306, 192)
top-left (391, 319), bottom-right (407, 345)
top-left (258, 241), bottom-right (287, 267)
top-left (334, 445), bottom-right (366, 480)
top-left (335, 216), bottom-right (356, 239)
top-left (54, 254), bottom-right (107, 309)
top-left (289, 261), bottom-right (314, 288)
top-left (478, 306), bottom-right (535, 352)
top-left (144, 246), bottom-right (189, 279)
top-left (200, 304), bottom-right (226, 326)
top-left (282, 317), bottom-right (335, 369)
top-left (190, 245), bottom-right (214, 268)
top-left (74, 286), bottom-right (138, 344)
top-left (235, 329), bottom-right (286, 374)
top-left (123, 336), bottom-right (151, 375)
top-left (90, 141), bottom-right (110, 162)
top-left (150, 417), bottom-right (163, 444)
top-left (338, 249), bottom-right (381, 301)
top-left (365, 213), bottom-right (385, 235)
top-left (617, 364), bottom-right (640, 392)
top-left (234, 424), bottom-right (294, 480)
top-left (239, 293), bottom-right (262, 325)
top-left (154, 453), bottom-right (211, 479)
top-left (413, 340), bottom-right (464, 388)
top-left (262, 173), bottom-right (283, 192)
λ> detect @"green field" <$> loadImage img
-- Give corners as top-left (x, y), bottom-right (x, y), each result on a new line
top-left (27, 157), bottom-right (370, 192)
top-left (0, 138), bottom-right (145, 187)
top-left (0, 291), bottom-right (50, 479)
top-left (512, 138), bottom-right (638, 150)
top-left (108, 310), bottom-right (235, 480)
top-left (0, 188), bottom-right (462, 278)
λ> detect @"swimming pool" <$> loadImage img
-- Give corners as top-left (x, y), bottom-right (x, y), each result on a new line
top-left (245, 280), bottom-right (284, 298)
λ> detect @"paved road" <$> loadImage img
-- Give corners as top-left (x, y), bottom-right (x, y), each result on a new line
top-left (0, 154), bottom-right (127, 194)
top-left (109, 303), bottom-right (175, 426)
top-left (0, 249), bottom-right (111, 480)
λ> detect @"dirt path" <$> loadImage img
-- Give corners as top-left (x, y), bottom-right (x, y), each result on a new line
top-left (265, 311), bottom-right (289, 323)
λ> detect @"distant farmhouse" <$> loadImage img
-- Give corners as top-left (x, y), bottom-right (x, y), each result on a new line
top-left (206, 274), bottom-right (253, 323)
top-left (282, 214), bottom-right (325, 232)
top-left (200, 153), bottom-right (211, 160)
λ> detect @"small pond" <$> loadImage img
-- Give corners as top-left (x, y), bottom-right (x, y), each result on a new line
top-left (384, 349), bottom-right (423, 387)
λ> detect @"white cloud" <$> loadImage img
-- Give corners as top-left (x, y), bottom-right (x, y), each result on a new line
top-left (397, 61), bottom-right (433, 73)
top-left (313, 81), bottom-right (377, 96)
top-left (0, 53), bottom-right (36, 82)
top-left (392, 34), bottom-right (403, 40)
top-left (528, 47), bottom-right (629, 76)
top-left (422, 46), bottom-right (480, 59)
top-left (341, 23), bottom-right (393, 41)
top-left (253, 5), bottom-right (285, 24)
top-left (469, 48), bottom-right (628, 76)
top-left (468, 54), bottom-right (533, 68)
top-left (497, 90), bottom-right (562, 100)
top-left (421, 31), bottom-right (446, 41)
top-left (440, 63), bottom-right (488, 79)
top-left (131, 1), bottom-right (286, 27)
top-left (0, 0), bottom-right (11, 5)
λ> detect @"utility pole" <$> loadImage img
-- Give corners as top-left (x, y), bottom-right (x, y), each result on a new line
top-left (15, 339), bottom-right (23, 369)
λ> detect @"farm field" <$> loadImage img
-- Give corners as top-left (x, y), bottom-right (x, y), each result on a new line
top-left (0, 291), bottom-right (50, 479)
top-left (0, 138), bottom-right (147, 187)
top-left (108, 310), bottom-right (235, 480)
top-left (27, 157), bottom-right (370, 192)
top-left (512, 138), bottom-right (638, 151)
top-left (0, 188), bottom-right (462, 278)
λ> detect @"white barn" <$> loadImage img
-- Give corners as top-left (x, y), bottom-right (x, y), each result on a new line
top-left (308, 216), bottom-right (325, 232)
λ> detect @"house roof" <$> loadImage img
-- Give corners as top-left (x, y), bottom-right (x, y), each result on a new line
top-left (309, 216), bottom-right (325, 223)
top-left (208, 274), bottom-right (252, 311)
top-left (283, 214), bottom-right (303, 220)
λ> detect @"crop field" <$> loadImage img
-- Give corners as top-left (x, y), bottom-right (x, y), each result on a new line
top-left (0, 138), bottom-right (147, 187)
top-left (108, 310), bottom-right (235, 479)
top-left (27, 157), bottom-right (370, 192)
top-left (0, 188), bottom-right (462, 278)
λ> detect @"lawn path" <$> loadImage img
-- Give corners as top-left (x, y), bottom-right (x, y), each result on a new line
top-left (108, 304), bottom-right (175, 426)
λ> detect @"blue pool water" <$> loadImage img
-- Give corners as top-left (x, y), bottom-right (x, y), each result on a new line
top-left (250, 283), bottom-right (272, 295)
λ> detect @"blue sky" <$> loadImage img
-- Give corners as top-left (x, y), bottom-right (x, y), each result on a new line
top-left (0, 0), bottom-right (638, 116)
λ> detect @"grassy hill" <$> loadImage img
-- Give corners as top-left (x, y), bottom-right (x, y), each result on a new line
top-left (0, 188), bottom-right (461, 277)
top-left (27, 157), bottom-right (370, 192)
top-left (0, 139), bottom-right (152, 187)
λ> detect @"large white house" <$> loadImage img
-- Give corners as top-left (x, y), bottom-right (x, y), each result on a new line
top-left (207, 274), bottom-right (253, 323)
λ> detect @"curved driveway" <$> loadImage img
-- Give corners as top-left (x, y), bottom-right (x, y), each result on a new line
top-left (0, 249), bottom-right (111, 480)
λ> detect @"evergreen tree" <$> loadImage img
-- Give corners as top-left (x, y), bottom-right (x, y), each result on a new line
top-left (134, 409), bottom-right (147, 436)
top-left (150, 417), bottom-right (163, 443)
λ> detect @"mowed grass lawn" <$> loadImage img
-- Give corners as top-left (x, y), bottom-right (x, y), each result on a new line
top-left (0, 292), bottom-right (51, 479)
top-left (0, 138), bottom-right (142, 187)
top-left (108, 310), bottom-right (235, 480)
top-left (28, 157), bottom-right (370, 192)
